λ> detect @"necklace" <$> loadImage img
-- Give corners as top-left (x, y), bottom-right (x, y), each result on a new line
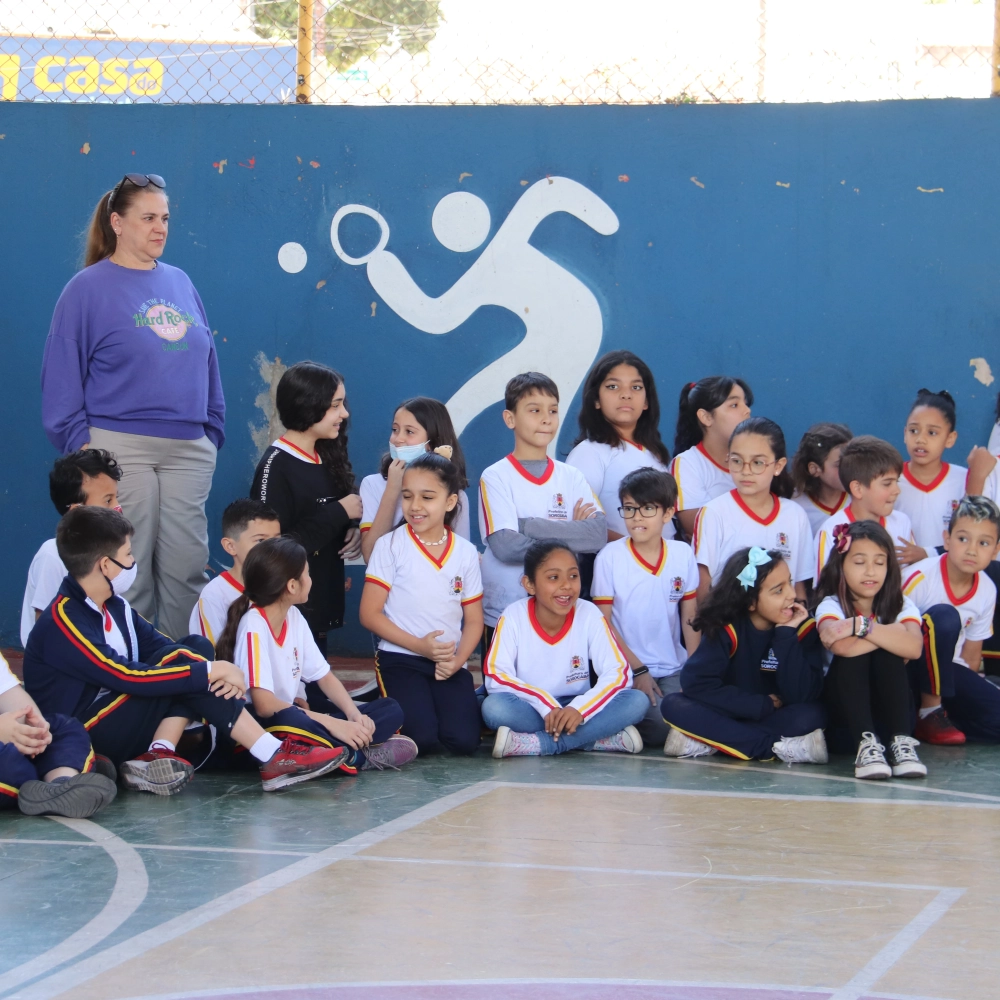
top-left (418, 529), bottom-right (449, 546)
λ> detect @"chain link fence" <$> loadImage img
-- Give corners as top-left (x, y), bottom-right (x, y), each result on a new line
top-left (1, 0), bottom-right (998, 105)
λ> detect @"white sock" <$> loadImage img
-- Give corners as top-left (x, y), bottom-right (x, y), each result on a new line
top-left (249, 733), bottom-right (283, 762)
top-left (918, 706), bottom-right (941, 719)
top-left (149, 739), bottom-right (175, 752)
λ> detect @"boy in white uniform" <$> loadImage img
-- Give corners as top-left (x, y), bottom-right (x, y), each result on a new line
top-left (21, 449), bottom-right (122, 647)
top-left (814, 436), bottom-right (915, 584)
top-left (902, 496), bottom-right (1000, 746)
top-left (592, 468), bottom-right (699, 746)
top-left (478, 373), bottom-right (606, 634)
top-left (189, 499), bottom-right (281, 646)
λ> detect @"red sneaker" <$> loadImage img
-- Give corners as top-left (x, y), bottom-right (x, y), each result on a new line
top-left (260, 739), bottom-right (348, 792)
top-left (120, 749), bottom-right (194, 796)
top-left (914, 708), bottom-right (966, 746)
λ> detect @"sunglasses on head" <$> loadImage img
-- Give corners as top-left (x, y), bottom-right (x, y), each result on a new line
top-left (108, 173), bottom-right (166, 214)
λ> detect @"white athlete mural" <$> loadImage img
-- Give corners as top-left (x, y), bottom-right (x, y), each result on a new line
top-left (327, 176), bottom-right (619, 452)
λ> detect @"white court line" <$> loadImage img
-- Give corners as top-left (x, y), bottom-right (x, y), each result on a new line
top-left (4, 780), bottom-right (499, 1000)
top-left (828, 888), bottom-right (966, 1000)
top-left (0, 839), bottom-right (312, 858)
top-left (0, 818), bottom-right (148, 997)
top-left (352, 853), bottom-right (955, 893)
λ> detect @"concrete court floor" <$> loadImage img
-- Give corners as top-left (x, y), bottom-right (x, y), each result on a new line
top-left (1, 742), bottom-right (1000, 1000)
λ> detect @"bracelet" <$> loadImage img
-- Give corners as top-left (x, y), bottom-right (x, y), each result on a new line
top-left (632, 665), bottom-right (650, 678)
top-left (857, 616), bottom-right (874, 639)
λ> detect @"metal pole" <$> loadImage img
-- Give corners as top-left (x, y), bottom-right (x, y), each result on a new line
top-left (296, 0), bottom-right (315, 104)
top-left (992, 0), bottom-right (1000, 96)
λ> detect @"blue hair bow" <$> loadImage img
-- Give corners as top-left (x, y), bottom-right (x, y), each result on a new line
top-left (737, 547), bottom-right (772, 590)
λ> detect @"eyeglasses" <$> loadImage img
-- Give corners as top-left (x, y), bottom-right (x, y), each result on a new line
top-left (618, 503), bottom-right (662, 519)
top-left (108, 173), bottom-right (166, 214)
top-left (728, 456), bottom-right (776, 474)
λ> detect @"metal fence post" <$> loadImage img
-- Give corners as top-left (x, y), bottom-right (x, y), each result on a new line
top-left (296, 0), bottom-right (316, 104)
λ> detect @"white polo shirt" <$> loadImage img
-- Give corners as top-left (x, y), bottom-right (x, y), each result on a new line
top-left (366, 525), bottom-right (482, 659)
top-left (0, 652), bottom-right (19, 697)
top-left (792, 491), bottom-right (849, 536)
top-left (895, 462), bottom-right (967, 552)
top-left (189, 571), bottom-right (243, 646)
top-left (359, 473), bottom-right (471, 547)
top-left (903, 554), bottom-right (995, 667)
top-left (20, 538), bottom-right (67, 647)
top-left (484, 597), bottom-right (632, 720)
top-left (592, 537), bottom-right (698, 678)
top-left (670, 443), bottom-right (733, 513)
top-left (694, 490), bottom-right (813, 585)
top-left (814, 506), bottom-right (915, 585)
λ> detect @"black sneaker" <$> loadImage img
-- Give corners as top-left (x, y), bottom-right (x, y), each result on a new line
top-left (18, 773), bottom-right (117, 818)
top-left (91, 755), bottom-right (118, 782)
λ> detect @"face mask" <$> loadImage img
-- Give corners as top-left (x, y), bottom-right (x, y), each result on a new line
top-left (389, 441), bottom-right (429, 464)
top-left (104, 557), bottom-right (138, 598)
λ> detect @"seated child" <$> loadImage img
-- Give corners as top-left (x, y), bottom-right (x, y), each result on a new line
top-left (215, 536), bottom-right (417, 772)
top-left (21, 448), bottom-right (122, 647)
top-left (482, 541), bottom-right (648, 757)
top-left (694, 417), bottom-right (813, 603)
top-left (902, 496), bottom-right (1000, 745)
top-left (592, 468), bottom-right (699, 747)
top-left (479, 373), bottom-right (606, 636)
top-left (790, 423), bottom-right (853, 534)
top-left (895, 389), bottom-right (968, 560)
top-left (360, 396), bottom-right (472, 561)
top-left (817, 521), bottom-right (926, 779)
top-left (814, 436), bottom-right (915, 583)
top-left (24, 506), bottom-right (347, 794)
top-left (190, 498), bottom-right (281, 644)
top-left (360, 454), bottom-right (483, 755)
top-left (662, 547), bottom-right (827, 764)
top-left (1, 650), bottom-right (116, 817)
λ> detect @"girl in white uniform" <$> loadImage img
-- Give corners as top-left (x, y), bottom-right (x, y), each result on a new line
top-left (670, 375), bottom-right (753, 542)
top-left (482, 541), bottom-right (648, 757)
top-left (566, 350), bottom-right (674, 541)
top-left (360, 454), bottom-right (484, 756)
top-left (360, 397), bottom-right (470, 562)
top-left (790, 423), bottom-right (853, 535)
top-left (694, 417), bottom-right (813, 602)
top-left (895, 389), bottom-right (967, 559)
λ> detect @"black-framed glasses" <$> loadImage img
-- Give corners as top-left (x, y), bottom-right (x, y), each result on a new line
top-left (618, 503), bottom-right (662, 519)
top-left (108, 173), bottom-right (166, 214)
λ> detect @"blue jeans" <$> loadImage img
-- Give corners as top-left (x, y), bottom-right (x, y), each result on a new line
top-left (481, 689), bottom-right (648, 755)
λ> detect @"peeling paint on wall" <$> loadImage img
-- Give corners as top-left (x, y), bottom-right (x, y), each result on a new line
top-left (250, 352), bottom-right (287, 456)
top-left (970, 357), bottom-right (994, 386)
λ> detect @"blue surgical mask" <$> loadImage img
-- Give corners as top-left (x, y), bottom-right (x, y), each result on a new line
top-left (389, 441), bottom-right (429, 464)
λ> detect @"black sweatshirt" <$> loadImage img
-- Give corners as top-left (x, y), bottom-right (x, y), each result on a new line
top-left (679, 616), bottom-right (824, 721)
top-left (251, 444), bottom-right (353, 632)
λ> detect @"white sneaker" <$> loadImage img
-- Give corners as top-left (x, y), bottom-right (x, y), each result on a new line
top-left (491, 726), bottom-right (542, 758)
top-left (887, 735), bottom-right (927, 778)
top-left (590, 725), bottom-right (643, 754)
top-left (663, 728), bottom-right (718, 758)
top-left (772, 728), bottom-right (828, 764)
top-left (854, 731), bottom-right (891, 780)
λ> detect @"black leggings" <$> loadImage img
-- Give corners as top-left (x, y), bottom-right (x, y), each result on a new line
top-left (824, 649), bottom-right (914, 752)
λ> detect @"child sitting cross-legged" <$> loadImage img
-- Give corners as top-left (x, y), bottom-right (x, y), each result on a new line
top-left (24, 506), bottom-right (348, 794)
top-left (215, 536), bottom-right (417, 773)
top-left (482, 541), bottom-right (648, 758)
top-left (662, 547), bottom-right (828, 764)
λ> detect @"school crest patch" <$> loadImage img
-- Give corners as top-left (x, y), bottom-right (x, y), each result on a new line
top-left (760, 647), bottom-right (779, 671)
top-left (776, 532), bottom-right (788, 547)
top-left (553, 493), bottom-right (565, 508)
top-left (671, 576), bottom-right (683, 594)
top-left (450, 575), bottom-right (464, 596)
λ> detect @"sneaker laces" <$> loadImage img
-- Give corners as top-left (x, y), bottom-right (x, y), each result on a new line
top-left (890, 735), bottom-right (921, 762)
top-left (856, 732), bottom-right (886, 767)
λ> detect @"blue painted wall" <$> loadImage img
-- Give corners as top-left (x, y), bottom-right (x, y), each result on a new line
top-left (1, 101), bottom-right (997, 651)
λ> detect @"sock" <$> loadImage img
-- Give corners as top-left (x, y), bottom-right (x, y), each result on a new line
top-left (250, 733), bottom-right (283, 762)
top-left (149, 739), bottom-right (176, 753)
top-left (918, 706), bottom-right (941, 719)
top-left (48, 775), bottom-right (73, 784)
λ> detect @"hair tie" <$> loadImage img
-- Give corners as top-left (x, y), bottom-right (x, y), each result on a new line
top-left (433, 445), bottom-right (453, 460)
top-left (737, 547), bottom-right (772, 590)
top-left (688, 381), bottom-right (697, 390)
top-left (832, 522), bottom-right (852, 554)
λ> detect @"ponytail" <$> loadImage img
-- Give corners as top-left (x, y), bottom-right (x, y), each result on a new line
top-left (215, 594), bottom-right (251, 662)
top-left (83, 191), bottom-right (117, 268)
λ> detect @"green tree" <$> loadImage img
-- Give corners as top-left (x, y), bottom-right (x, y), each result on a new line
top-left (254, 0), bottom-right (443, 73)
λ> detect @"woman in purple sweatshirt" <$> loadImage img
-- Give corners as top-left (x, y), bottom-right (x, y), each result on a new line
top-left (41, 174), bottom-right (225, 641)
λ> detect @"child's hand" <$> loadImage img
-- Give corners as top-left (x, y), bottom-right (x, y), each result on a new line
top-left (967, 446), bottom-right (997, 482)
top-left (572, 498), bottom-right (597, 521)
top-left (338, 494), bottom-right (363, 520)
top-left (545, 706), bottom-right (584, 739)
top-left (324, 715), bottom-right (372, 749)
top-left (632, 671), bottom-right (662, 706)
top-left (820, 617), bottom-right (856, 646)
top-left (346, 707), bottom-right (376, 737)
top-left (339, 526), bottom-right (362, 560)
top-left (386, 459), bottom-right (407, 492)
top-left (434, 658), bottom-right (463, 680)
top-left (0, 708), bottom-right (51, 756)
top-left (208, 661), bottom-right (247, 699)
top-left (895, 538), bottom-right (926, 567)
top-left (785, 602), bottom-right (809, 630)
top-left (293, 697), bottom-right (310, 710)
top-left (418, 631), bottom-right (456, 662)
top-left (768, 693), bottom-right (783, 709)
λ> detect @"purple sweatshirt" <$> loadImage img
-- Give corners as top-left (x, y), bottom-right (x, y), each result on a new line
top-left (41, 258), bottom-right (226, 454)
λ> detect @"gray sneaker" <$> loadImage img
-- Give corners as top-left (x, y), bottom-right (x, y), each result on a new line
top-left (18, 773), bottom-right (117, 818)
top-left (361, 734), bottom-right (419, 770)
top-left (887, 735), bottom-right (927, 778)
top-left (589, 725), bottom-right (644, 754)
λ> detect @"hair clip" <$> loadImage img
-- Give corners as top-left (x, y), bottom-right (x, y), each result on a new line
top-left (433, 445), bottom-right (453, 460)
top-left (832, 522), bottom-right (852, 554)
top-left (737, 546), bottom-right (772, 590)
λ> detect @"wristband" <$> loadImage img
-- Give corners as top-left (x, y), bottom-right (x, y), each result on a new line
top-left (631, 665), bottom-right (650, 678)
top-left (857, 616), bottom-right (874, 639)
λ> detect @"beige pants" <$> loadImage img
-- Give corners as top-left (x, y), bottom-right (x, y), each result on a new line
top-left (89, 427), bottom-right (217, 641)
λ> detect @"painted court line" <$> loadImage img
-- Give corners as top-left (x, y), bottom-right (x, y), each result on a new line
top-left (0, 839), bottom-right (312, 858)
top-left (352, 853), bottom-right (955, 893)
top-left (4, 780), bottom-right (499, 1000)
top-left (0, 818), bottom-right (148, 997)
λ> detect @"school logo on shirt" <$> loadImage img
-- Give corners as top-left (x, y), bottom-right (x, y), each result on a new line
top-left (946, 500), bottom-right (961, 524)
top-left (670, 576), bottom-right (684, 601)
top-left (548, 492), bottom-right (569, 520)
top-left (566, 653), bottom-right (588, 683)
top-left (776, 532), bottom-right (788, 547)
top-left (760, 647), bottom-right (779, 671)
top-left (450, 575), bottom-right (464, 596)
top-left (291, 647), bottom-right (301, 680)
top-left (965, 616), bottom-right (974, 630)
top-left (134, 298), bottom-right (197, 346)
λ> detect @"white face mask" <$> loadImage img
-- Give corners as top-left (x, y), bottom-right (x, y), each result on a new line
top-left (105, 557), bottom-right (138, 597)
top-left (389, 441), bottom-right (429, 464)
